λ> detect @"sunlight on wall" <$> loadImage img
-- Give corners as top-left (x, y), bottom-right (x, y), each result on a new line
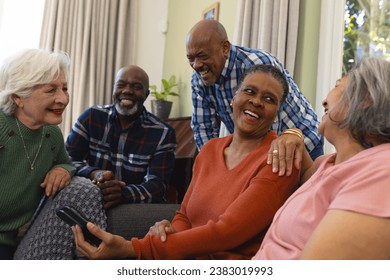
top-left (0, 0), bottom-right (45, 62)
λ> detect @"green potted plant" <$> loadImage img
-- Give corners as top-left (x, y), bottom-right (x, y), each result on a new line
top-left (149, 75), bottom-right (180, 120)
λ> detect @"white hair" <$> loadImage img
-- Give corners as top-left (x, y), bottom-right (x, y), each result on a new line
top-left (0, 48), bottom-right (70, 115)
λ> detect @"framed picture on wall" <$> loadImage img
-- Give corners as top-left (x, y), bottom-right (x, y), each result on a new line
top-left (202, 2), bottom-right (219, 21)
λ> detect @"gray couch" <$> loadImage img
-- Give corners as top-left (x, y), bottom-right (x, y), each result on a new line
top-left (106, 203), bottom-right (180, 239)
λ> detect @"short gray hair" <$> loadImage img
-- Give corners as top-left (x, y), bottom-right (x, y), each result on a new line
top-left (339, 57), bottom-right (390, 147)
top-left (0, 49), bottom-right (70, 115)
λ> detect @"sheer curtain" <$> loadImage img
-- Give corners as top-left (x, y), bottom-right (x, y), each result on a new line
top-left (220, 0), bottom-right (300, 137)
top-left (40, 0), bottom-right (138, 137)
top-left (233, 0), bottom-right (300, 74)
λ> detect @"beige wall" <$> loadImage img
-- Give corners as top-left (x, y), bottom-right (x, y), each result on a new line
top-left (149, 0), bottom-right (321, 118)
top-left (294, 0), bottom-right (321, 106)
top-left (135, 0), bottom-right (169, 112)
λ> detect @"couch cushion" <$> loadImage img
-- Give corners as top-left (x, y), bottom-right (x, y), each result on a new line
top-left (106, 203), bottom-right (180, 239)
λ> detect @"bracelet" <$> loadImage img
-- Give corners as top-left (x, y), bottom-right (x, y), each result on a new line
top-left (282, 129), bottom-right (303, 138)
top-left (285, 128), bottom-right (303, 136)
top-left (289, 128), bottom-right (303, 137)
top-left (281, 128), bottom-right (303, 139)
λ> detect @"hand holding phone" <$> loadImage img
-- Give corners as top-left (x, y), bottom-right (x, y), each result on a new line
top-left (56, 206), bottom-right (102, 247)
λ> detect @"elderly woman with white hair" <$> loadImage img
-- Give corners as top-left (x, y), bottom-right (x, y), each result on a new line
top-left (0, 49), bottom-right (105, 259)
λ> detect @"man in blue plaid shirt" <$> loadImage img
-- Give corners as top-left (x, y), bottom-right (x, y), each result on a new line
top-left (65, 66), bottom-right (176, 209)
top-left (186, 20), bottom-right (323, 160)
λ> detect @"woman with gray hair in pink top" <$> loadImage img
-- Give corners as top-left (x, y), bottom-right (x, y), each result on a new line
top-left (254, 57), bottom-right (390, 260)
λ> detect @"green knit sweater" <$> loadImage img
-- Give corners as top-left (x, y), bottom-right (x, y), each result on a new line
top-left (0, 112), bottom-right (75, 247)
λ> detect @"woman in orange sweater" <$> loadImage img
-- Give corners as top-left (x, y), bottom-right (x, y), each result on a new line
top-left (73, 64), bottom-right (300, 260)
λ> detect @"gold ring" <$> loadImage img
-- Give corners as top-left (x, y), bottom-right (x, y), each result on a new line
top-left (272, 149), bottom-right (278, 155)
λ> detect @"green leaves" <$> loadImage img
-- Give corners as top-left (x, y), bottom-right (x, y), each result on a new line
top-left (150, 75), bottom-right (180, 101)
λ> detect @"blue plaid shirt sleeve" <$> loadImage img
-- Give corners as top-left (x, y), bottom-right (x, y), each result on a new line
top-left (258, 53), bottom-right (323, 155)
top-left (65, 107), bottom-right (100, 178)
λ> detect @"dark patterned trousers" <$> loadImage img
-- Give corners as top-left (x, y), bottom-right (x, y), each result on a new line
top-left (13, 176), bottom-right (106, 260)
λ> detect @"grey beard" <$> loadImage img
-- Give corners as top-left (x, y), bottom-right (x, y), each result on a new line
top-left (115, 102), bottom-right (139, 116)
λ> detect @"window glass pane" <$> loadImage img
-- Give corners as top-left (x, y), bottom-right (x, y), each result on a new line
top-left (343, 0), bottom-right (390, 75)
top-left (0, 0), bottom-right (45, 62)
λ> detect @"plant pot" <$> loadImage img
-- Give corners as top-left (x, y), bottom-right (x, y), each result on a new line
top-left (151, 100), bottom-right (172, 120)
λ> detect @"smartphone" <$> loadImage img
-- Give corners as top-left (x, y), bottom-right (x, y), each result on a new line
top-left (56, 205), bottom-right (102, 247)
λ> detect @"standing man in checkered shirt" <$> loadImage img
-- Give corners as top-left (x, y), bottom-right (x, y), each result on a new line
top-left (186, 19), bottom-right (323, 161)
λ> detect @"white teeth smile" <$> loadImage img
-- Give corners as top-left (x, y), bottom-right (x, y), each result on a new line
top-left (244, 110), bottom-right (259, 119)
top-left (120, 98), bottom-right (134, 106)
top-left (200, 70), bottom-right (209, 77)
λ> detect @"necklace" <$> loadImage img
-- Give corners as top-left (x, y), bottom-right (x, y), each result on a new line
top-left (16, 118), bottom-right (45, 170)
